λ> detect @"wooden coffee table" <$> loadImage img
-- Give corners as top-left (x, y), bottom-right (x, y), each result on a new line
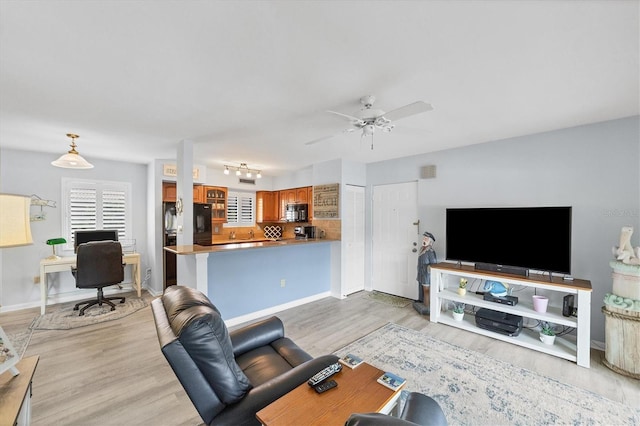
top-left (256, 362), bottom-right (404, 426)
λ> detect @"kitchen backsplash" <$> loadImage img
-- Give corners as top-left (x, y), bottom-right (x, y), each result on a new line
top-left (210, 220), bottom-right (341, 242)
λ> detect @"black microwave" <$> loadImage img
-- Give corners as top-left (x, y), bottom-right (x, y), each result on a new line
top-left (285, 203), bottom-right (308, 222)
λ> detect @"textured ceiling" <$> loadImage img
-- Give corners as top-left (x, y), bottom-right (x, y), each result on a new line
top-left (1, 1), bottom-right (638, 176)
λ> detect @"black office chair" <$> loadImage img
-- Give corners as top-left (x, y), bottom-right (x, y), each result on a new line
top-left (72, 240), bottom-right (126, 316)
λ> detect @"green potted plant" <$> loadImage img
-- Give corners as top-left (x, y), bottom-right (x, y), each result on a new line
top-left (539, 321), bottom-right (556, 345)
top-left (452, 302), bottom-right (465, 321)
top-left (458, 278), bottom-right (468, 296)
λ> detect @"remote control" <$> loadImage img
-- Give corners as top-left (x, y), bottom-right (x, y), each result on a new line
top-left (307, 362), bottom-right (342, 386)
top-left (314, 379), bottom-right (337, 393)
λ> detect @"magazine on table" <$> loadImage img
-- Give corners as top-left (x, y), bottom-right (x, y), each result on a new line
top-left (377, 371), bottom-right (406, 391)
top-left (338, 353), bottom-right (364, 369)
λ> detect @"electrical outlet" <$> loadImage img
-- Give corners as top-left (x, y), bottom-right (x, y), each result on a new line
top-left (280, 279), bottom-right (286, 288)
top-left (33, 276), bottom-right (40, 284)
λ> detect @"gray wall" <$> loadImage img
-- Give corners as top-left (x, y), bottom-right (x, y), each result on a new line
top-left (366, 116), bottom-right (640, 343)
top-left (0, 148), bottom-right (148, 308)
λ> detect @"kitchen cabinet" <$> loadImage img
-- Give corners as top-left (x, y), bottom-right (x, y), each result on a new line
top-left (193, 185), bottom-right (205, 203)
top-left (205, 186), bottom-right (227, 222)
top-left (256, 191), bottom-right (280, 222)
top-left (308, 186), bottom-right (313, 220)
top-left (278, 186), bottom-right (312, 221)
top-left (162, 182), bottom-right (206, 203)
top-left (162, 182), bottom-right (177, 202)
top-left (296, 187), bottom-right (308, 204)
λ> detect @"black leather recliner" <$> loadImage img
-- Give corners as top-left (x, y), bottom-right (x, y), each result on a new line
top-left (345, 392), bottom-right (448, 426)
top-left (151, 285), bottom-right (338, 426)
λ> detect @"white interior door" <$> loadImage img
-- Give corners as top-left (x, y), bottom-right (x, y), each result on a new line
top-left (343, 185), bottom-right (365, 296)
top-left (372, 181), bottom-right (419, 299)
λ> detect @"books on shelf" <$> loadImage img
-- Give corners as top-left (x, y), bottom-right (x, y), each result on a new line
top-left (377, 371), bottom-right (406, 391)
top-left (338, 353), bottom-right (364, 369)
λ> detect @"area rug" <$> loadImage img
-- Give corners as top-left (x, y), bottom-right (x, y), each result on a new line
top-left (30, 297), bottom-right (148, 330)
top-left (6, 329), bottom-right (33, 358)
top-left (368, 291), bottom-right (412, 308)
top-left (334, 323), bottom-right (639, 425)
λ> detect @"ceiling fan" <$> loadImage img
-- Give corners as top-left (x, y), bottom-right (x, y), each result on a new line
top-left (305, 95), bottom-right (433, 149)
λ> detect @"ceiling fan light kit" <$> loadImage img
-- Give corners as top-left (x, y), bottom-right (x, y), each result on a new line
top-left (306, 95), bottom-right (433, 150)
top-left (51, 133), bottom-right (94, 169)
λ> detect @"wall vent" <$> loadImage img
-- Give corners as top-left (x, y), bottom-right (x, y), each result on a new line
top-left (239, 178), bottom-right (256, 185)
top-left (420, 165), bottom-right (437, 179)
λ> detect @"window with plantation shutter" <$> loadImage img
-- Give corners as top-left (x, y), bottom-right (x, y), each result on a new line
top-left (226, 191), bottom-right (255, 226)
top-left (62, 178), bottom-right (131, 251)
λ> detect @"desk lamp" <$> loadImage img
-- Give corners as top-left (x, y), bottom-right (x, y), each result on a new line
top-left (46, 238), bottom-right (66, 260)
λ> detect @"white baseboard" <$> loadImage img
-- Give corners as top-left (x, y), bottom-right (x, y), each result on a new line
top-left (224, 291), bottom-right (332, 327)
top-left (0, 283), bottom-right (139, 313)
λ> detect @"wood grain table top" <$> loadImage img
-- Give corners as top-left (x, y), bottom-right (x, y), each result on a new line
top-left (256, 362), bottom-right (402, 426)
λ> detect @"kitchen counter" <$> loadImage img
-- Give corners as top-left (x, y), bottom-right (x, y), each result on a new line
top-left (163, 237), bottom-right (341, 323)
top-left (164, 238), bottom-right (337, 255)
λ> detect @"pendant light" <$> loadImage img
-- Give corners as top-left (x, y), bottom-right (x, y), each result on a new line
top-left (51, 133), bottom-right (94, 169)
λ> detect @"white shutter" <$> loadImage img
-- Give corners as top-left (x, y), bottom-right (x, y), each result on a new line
top-left (102, 188), bottom-right (127, 240)
top-left (226, 192), bottom-right (255, 226)
top-left (62, 178), bottom-right (131, 251)
top-left (227, 194), bottom-right (239, 224)
top-left (239, 196), bottom-right (254, 224)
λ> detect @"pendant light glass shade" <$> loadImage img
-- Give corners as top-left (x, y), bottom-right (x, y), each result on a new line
top-left (51, 134), bottom-right (94, 169)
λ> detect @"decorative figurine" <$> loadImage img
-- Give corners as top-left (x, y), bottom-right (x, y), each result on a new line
top-left (414, 231), bottom-right (437, 315)
top-left (483, 280), bottom-right (510, 297)
top-left (613, 226), bottom-right (640, 265)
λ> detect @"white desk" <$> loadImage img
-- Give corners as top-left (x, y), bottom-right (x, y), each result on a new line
top-left (39, 253), bottom-right (141, 315)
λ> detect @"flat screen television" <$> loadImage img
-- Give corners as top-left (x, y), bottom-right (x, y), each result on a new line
top-left (445, 206), bottom-right (572, 275)
top-left (74, 229), bottom-right (119, 253)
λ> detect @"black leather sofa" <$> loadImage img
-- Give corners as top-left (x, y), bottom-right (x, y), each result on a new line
top-left (151, 285), bottom-right (338, 426)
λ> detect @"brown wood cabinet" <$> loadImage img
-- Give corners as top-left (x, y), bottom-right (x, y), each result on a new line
top-left (162, 182), bottom-right (206, 203)
top-left (256, 191), bottom-right (280, 222)
top-left (276, 186), bottom-right (312, 222)
top-left (193, 185), bottom-right (205, 203)
top-left (162, 182), bottom-right (177, 202)
top-left (205, 186), bottom-right (227, 222)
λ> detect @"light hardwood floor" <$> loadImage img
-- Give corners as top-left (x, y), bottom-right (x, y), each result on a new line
top-left (1, 290), bottom-right (638, 425)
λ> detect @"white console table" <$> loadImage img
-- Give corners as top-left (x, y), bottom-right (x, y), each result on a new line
top-left (39, 253), bottom-right (141, 315)
top-left (429, 263), bottom-right (592, 368)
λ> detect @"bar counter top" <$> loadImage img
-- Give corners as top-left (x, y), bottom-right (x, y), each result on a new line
top-left (164, 237), bottom-right (338, 255)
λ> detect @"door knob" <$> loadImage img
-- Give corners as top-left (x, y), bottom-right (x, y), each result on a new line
top-left (412, 248), bottom-right (417, 253)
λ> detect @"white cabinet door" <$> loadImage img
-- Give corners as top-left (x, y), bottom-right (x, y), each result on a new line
top-left (372, 181), bottom-right (419, 299)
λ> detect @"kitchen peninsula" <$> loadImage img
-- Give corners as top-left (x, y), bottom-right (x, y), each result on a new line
top-left (165, 238), bottom-right (340, 325)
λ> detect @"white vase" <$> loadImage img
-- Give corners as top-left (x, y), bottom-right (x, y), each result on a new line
top-left (458, 288), bottom-right (466, 296)
top-left (453, 311), bottom-right (464, 322)
top-left (539, 333), bottom-right (556, 345)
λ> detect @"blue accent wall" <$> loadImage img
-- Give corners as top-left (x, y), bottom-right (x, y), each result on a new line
top-left (207, 243), bottom-right (331, 319)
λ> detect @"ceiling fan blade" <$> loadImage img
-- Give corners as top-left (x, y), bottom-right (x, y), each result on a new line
top-left (326, 110), bottom-right (365, 126)
top-left (304, 128), bottom-right (355, 146)
top-left (382, 101), bottom-right (433, 122)
top-left (305, 134), bottom-right (336, 146)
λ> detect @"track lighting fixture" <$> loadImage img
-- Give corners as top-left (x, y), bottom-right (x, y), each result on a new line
top-left (223, 163), bottom-right (262, 179)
